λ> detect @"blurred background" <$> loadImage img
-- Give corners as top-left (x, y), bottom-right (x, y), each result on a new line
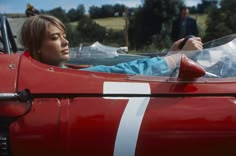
top-left (1, 0), bottom-right (235, 55)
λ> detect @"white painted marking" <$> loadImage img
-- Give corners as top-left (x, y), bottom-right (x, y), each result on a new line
top-left (103, 82), bottom-right (151, 156)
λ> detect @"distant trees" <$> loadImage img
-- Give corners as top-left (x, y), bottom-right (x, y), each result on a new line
top-left (128, 0), bottom-right (184, 50)
top-left (101, 5), bottom-right (114, 18)
top-left (66, 9), bottom-right (77, 21)
top-left (67, 4), bottom-right (85, 21)
top-left (114, 4), bottom-right (126, 16)
top-left (42, 3), bottom-right (128, 21)
top-left (204, 0), bottom-right (236, 41)
top-left (43, 4), bottom-right (85, 22)
top-left (45, 7), bottom-right (69, 23)
top-left (89, 4), bottom-right (126, 19)
top-left (220, 0), bottom-right (236, 33)
top-left (195, 0), bottom-right (218, 13)
top-left (77, 16), bottom-right (106, 42)
top-left (88, 6), bottom-right (101, 19)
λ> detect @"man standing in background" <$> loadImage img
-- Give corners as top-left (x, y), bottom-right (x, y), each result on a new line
top-left (171, 6), bottom-right (198, 42)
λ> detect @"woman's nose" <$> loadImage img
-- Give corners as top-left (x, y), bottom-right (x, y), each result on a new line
top-left (61, 37), bottom-right (69, 46)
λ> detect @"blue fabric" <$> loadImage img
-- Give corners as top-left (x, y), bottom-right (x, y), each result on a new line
top-left (81, 57), bottom-right (170, 76)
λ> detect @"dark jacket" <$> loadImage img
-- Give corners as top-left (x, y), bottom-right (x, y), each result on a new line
top-left (171, 16), bottom-right (198, 42)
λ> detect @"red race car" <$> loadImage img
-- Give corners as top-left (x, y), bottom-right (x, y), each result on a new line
top-left (1, 15), bottom-right (236, 156)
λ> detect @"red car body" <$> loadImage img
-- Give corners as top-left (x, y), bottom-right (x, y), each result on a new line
top-left (1, 15), bottom-right (236, 156)
top-left (1, 53), bottom-right (236, 156)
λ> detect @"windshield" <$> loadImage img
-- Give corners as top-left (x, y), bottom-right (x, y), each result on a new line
top-left (192, 34), bottom-right (236, 78)
top-left (69, 34), bottom-right (236, 78)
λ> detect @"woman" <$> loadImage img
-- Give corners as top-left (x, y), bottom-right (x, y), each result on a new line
top-left (20, 14), bottom-right (203, 76)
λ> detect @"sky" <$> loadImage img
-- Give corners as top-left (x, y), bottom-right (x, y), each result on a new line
top-left (0, 0), bottom-right (201, 14)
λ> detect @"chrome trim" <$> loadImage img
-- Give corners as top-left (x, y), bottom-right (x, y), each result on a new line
top-left (0, 93), bottom-right (18, 100)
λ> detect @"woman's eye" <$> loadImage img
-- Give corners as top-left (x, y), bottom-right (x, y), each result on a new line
top-left (51, 34), bottom-right (59, 40)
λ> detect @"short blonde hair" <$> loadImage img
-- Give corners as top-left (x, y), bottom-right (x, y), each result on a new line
top-left (19, 14), bottom-right (66, 59)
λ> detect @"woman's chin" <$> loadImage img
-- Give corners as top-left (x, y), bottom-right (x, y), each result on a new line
top-left (62, 54), bottom-right (70, 61)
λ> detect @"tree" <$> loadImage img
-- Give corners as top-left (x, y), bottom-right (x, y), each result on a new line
top-left (89, 6), bottom-right (102, 19)
top-left (204, 0), bottom-right (236, 41)
top-left (77, 16), bottom-right (106, 42)
top-left (89, 4), bottom-right (124, 18)
top-left (67, 8), bottom-right (77, 21)
top-left (128, 0), bottom-right (184, 50)
top-left (46, 7), bottom-right (69, 23)
top-left (197, 0), bottom-right (218, 13)
top-left (220, 0), bottom-right (236, 32)
top-left (76, 4), bottom-right (85, 20)
top-left (101, 5), bottom-right (114, 18)
top-left (67, 4), bottom-right (85, 21)
top-left (114, 4), bottom-right (125, 16)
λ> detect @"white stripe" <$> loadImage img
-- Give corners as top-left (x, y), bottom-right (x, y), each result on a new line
top-left (103, 82), bottom-right (150, 156)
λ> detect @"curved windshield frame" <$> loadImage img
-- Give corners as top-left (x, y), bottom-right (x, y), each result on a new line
top-left (192, 34), bottom-right (236, 78)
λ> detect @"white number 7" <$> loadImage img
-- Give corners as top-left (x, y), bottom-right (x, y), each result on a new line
top-left (103, 82), bottom-right (151, 156)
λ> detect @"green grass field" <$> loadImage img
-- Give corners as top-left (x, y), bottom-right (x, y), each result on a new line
top-left (70, 17), bottom-right (126, 31)
top-left (94, 17), bottom-right (126, 31)
top-left (189, 14), bottom-right (207, 37)
top-left (72, 14), bottom-right (207, 34)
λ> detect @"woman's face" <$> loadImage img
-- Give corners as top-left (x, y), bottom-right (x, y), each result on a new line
top-left (39, 24), bottom-right (69, 66)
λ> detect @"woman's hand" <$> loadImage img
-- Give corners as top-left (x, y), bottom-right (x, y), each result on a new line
top-left (165, 37), bottom-right (203, 68)
top-left (169, 37), bottom-right (203, 51)
top-left (182, 37), bottom-right (203, 51)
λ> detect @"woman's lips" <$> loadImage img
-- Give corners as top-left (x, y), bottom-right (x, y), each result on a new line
top-left (62, 49), bottom-right (69, 54)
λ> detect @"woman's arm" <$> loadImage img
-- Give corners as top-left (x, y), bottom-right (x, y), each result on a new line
top-left (83, 37), bottom-right (203, 76)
